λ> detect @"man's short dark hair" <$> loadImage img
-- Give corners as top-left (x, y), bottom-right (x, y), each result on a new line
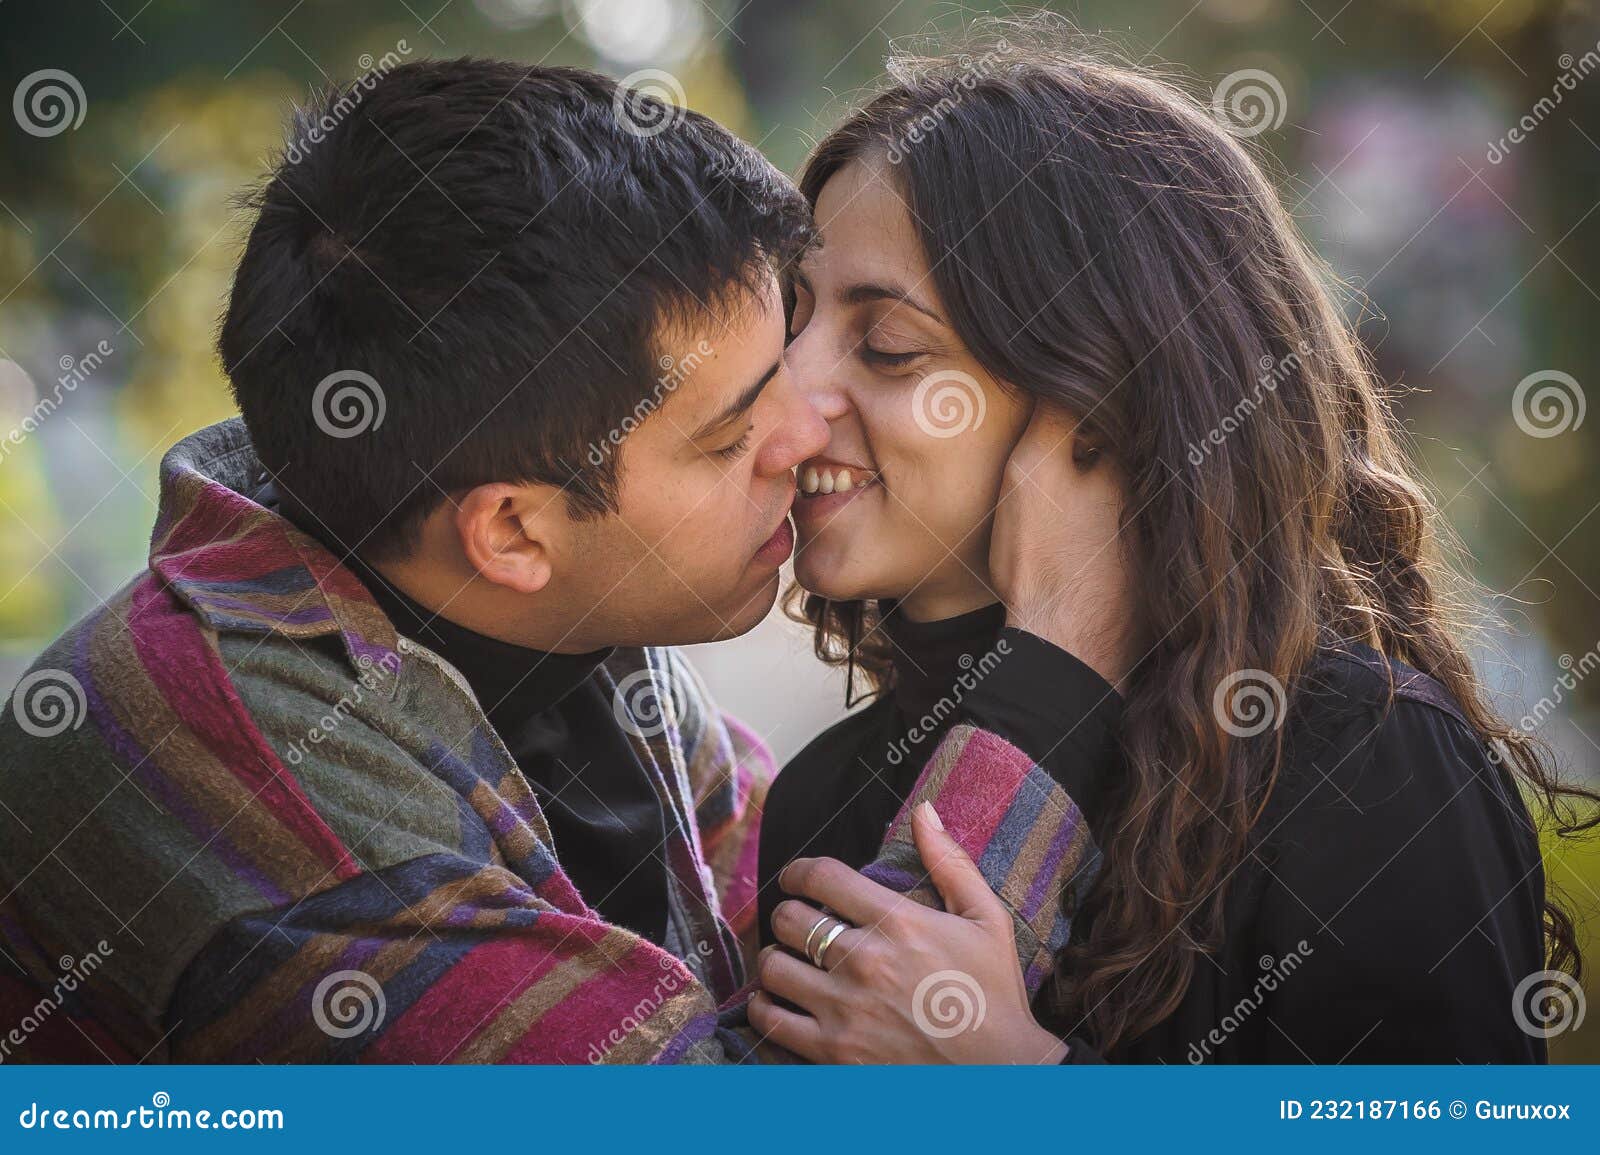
top-left (219, 58), bottom-right (812, 559)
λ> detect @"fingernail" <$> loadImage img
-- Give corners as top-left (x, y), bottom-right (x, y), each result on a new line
top-left (919, 801), bottom-right (944, 831)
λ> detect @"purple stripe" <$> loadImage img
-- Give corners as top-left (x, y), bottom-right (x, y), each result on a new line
top-left (861, 862), bottom-right (920, 892)
top-left (1021, 805), bottom-right (1084, 922)
top-left (191, 593), bottom-right (334, 626)
top-left (1024, 954), bottom-right (1050, 991)
top-left (346, 635), bottom-right (399, 673)
top-left (654, 1011), bottom-right (719, 1064)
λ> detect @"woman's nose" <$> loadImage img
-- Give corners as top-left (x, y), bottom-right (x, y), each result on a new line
top-left (786, 332), bottom-right (851, 422)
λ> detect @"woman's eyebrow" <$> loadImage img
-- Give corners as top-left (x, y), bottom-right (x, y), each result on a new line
top-left (840, 281), bottom-right (946, 326)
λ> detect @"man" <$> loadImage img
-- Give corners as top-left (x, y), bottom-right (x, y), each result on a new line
top-left (0, 61), bottom-right (1094, 1062)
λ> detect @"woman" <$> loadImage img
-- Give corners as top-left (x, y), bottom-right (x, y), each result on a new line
top-left (746, 32), bottom-right (1596, 1063)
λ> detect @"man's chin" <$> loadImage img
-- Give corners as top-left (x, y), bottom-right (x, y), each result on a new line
top-left (709, 569), bottom-right (782, 641)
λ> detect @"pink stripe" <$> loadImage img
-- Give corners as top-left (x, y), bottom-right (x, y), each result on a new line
top-left (151, 481), bottom-right (252, 564)
top-left (295, 537), bottom-right (380, 603)
top-left (127, 579), bottom-right (358, 881)
top-left (367, 923), bottom-right (593, 1062)
top-left (719, 821), bottom-right (763, 936)
top-left (925, 728), bottom-right (1030, 857)
top-left (159, 529), bottom-right (287, 584)
top-left (500, 938), bottom-right (685, 1063)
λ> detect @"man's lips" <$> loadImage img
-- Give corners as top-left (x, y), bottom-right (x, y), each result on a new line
top-left (753, 514), bottom-right (795, 566)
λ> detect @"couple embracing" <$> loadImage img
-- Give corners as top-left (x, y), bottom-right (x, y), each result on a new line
top-left (0, 29), bottom-right (1585, 1065)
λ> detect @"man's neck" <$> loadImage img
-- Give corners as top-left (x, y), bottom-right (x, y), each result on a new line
top-left (365, 554), bottom-right (598, 655)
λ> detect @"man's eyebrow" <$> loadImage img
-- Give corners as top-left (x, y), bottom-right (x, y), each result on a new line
top-left (840, 280), bottom-right (946, 325)
top-left (690, 359), bottom-right (781, 440)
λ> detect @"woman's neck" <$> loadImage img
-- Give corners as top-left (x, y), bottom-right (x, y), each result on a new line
top-left (894, 583), bottom-right (1002, 624)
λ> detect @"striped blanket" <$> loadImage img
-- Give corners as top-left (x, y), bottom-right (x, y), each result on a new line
top-left (0, 418), bottom-right (1097, 1063)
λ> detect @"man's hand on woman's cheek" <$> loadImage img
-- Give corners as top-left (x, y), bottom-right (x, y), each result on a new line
top-left (747, 802), bottom-right (1070, 1064)
top-left (989, 402), bottom-right (1138, 692)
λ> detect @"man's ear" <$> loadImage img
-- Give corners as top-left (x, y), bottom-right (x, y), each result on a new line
top-left (453, 483), bottom-right (559, 595)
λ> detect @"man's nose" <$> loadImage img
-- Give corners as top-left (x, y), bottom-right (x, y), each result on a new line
top-left (755, 373), bottom-right (830, 477)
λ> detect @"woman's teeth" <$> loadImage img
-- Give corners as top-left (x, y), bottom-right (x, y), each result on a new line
top-left (799, 466), bottom-right (872, 496)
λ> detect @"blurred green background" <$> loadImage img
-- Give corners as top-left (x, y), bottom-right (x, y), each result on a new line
top-left (0, 0), bottom-right (1595, 1059)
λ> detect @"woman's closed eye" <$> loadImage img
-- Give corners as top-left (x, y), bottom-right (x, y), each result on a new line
top-left (860, 313), bottom-right (941, 372)
top-left (859, 343), bottom-right (926, 370)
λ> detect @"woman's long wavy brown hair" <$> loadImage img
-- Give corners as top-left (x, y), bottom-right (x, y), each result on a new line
top-left (786, 23), bottom-right (1598, 1052)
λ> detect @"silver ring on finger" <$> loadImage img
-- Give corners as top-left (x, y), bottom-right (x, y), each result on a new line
top-left (812, 920), bottom-right (850, 970)
top-left (802, 914), bottom-right (832, 962)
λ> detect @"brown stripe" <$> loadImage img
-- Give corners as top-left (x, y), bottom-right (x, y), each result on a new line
top-left (592, 989), bottom-right (709, 1064)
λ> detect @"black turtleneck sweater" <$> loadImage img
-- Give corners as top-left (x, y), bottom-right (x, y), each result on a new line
top-left (273, 496), bottom-right (671, 947)
top-left (758, 601), bottom-right (1547, 1064)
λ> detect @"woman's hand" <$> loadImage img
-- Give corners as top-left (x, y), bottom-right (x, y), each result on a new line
top-left (747, 803), bottom-right (1068, 1064)
top-left (987, 402), bottom-right (1137, 691)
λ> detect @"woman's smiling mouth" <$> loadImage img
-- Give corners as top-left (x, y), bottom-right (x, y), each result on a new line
top-left (794, 457), bottom-right (881, 522)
